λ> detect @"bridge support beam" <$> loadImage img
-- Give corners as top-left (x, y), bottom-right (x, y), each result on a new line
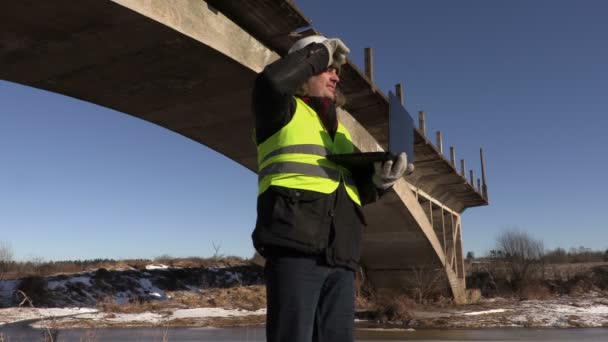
top-left (340, 109), bottom-right (467, 304)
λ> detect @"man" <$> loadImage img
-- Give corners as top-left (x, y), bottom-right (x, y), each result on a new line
top-left (252, 35), bottom-right (413, 342)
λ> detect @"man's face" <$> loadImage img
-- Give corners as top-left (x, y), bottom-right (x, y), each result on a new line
top-left (305, 66), bottom-right (340, 100)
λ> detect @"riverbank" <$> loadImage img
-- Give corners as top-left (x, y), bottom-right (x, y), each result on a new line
top-left (1, 291), bottom-right (607, 330)
top-left (1, 260), bottom-right (607, 331)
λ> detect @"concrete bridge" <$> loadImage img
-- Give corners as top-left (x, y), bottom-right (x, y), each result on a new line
top-left (1, 0), bottom-right (488, 303)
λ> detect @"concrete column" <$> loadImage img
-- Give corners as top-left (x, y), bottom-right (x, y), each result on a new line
top-left (418, 111), bottom-right (426, 136)
top-left (436, 131), bottom-right (443, 154)
top-left (395, 83), bottom-right (404, 105)
top-left (364, 47), bottom-right (373, 82)
top-left (450, 147), bottom-right (455, 167)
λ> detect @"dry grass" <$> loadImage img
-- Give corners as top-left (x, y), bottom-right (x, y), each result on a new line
top-left (168, 285), bottom-right (266, 312)
top-left (203, 285), bottom-right (266, 311)
top-left (96, 285), bottom-right (266, 315)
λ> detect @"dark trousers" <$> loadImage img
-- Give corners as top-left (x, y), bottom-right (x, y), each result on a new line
top-left (264, 255), bottom-right (355, 342)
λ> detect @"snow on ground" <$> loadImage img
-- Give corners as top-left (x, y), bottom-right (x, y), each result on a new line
top-left (171, 308), bottom-right (266, 319)
top-left (437, 293), bottom-right (608, 328)
top-left (138, 278), bottom-right (169, 300)
top-left (506, 297), bottom-right (608, 327)
top-left (463, 309), bottom-right (509, 316)
top-left (25, 307), bottom-right (267, 328)
top-left (2, 294), bottom-right (608, 330)
top-left (106, 312), bottom-right (165, 324)
top-left (145, 264), bottom-right (170, 270)
top-left (0, 308), bottom-right (98, 326)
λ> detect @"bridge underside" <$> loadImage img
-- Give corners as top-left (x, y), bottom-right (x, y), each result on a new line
top-left (1, 0), bottom-right (260, 170)
top-left (2, 0), bottom-right (485, 303)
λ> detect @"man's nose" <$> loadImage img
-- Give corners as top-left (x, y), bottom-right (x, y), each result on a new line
top-left (330, 70), bottom-right (340, 83)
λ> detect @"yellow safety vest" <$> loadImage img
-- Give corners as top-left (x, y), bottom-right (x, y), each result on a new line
top-left (257, 97), bottom-right (362, 206)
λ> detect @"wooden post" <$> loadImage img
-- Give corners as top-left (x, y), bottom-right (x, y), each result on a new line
top-left (460, 159), bottom-right (465, 177)
top-left (450, 147), bottom-right (456, 167)
top-left (364, 47), bottom-right (373, 82)
top-left (436, 131), bottom-right (443, 154)
top-left (469, 169), bottom-right (475, 186)
top-left (395, 83), bottom-right (404, 105)
top-left (480, 148), bottom-right (489, 200)
top-left (418, 111), bottom-right (426, 136)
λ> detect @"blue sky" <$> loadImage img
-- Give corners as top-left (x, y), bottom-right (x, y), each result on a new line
top-left (2, 0), bottom-right (607, 261)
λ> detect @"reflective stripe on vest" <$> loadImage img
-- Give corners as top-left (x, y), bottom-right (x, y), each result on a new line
top-left (256, 97), bottom-right (361, 205)
top-left (258, 160), bottom-right (357, 189)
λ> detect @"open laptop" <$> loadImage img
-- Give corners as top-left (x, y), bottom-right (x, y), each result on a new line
top-left (326, 91), bottom-right (415, 172)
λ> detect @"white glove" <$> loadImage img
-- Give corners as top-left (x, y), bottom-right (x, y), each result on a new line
top-left (321, 38), bottom-right (350, 69)
top-left (372, 152), bottom-right (415, 190)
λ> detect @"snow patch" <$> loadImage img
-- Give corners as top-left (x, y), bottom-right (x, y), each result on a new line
top-left (107, 312), bottom-right (165, 323)
top-left (464, 309), bottom-right (509, 316)
top-left (0, 307), bottom-right (98, 326)
top-left (139, 278), bottom-right (167, 300)
top-left (4, 307), bottom-right (266, 327)
top-left (145, 264), bottom-right (169, 270)
top-left (171, 308), bottom-right (266, 319)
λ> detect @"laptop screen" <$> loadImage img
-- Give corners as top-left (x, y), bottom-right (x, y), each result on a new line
top-left (388, 92), bottom-right (415, 162)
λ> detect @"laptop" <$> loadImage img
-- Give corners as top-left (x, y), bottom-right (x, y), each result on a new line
top-left (327, 91), bottom-right (415, 172)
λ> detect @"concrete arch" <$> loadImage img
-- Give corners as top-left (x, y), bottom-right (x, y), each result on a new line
top-left (1, 0), bottom-right (275, 172)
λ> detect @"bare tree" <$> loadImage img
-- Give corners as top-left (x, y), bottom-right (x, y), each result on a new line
top-left (495, 228), bottom-right (544, 284)
top-left (0, 241), bottom-right (13, 280)
top-left (212, 241), bottom-right (224, 259)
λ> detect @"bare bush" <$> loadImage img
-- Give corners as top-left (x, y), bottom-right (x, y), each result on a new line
top-left (495, 228), bottom-right (544, 286)
top-left (368, 289), bottom-right (413, 323)
top-left (403, 264), bottom-right (446, 304)
top-left (467, 263), bottom-right (503, 297)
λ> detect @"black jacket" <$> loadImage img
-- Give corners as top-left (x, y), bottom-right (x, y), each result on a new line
top-left (251, 43), bottom-right (380, 270)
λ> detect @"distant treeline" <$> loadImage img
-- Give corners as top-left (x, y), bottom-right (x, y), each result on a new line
top-left (469, 246), bottom-right (608, 264)
top-left (542, 247), bottom-right (608, 264)
top-left (1, 258), bottom-right (151, 279)
top-left (0, 255), bottom-right (248, 280)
